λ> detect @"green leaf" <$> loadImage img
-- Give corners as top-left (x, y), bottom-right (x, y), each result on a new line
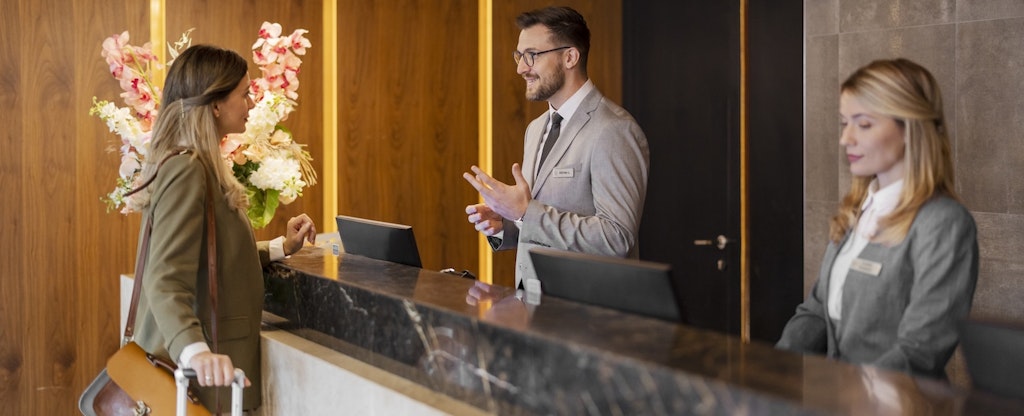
top-left (246, 187), bottom-right (280, 229)
top-left (233, 160), bottom-right (259, 182)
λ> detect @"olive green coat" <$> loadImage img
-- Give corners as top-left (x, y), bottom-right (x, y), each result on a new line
top-left (134, 154), bottom-right (269, 410)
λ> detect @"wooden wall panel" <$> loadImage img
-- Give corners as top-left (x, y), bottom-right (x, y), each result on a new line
top-left (335, 0), bottom-right (479, 272)
top-left (72, 0), bottom-right (149, 404)
top-left (167, 0), bottom-right (325, 242)
top-left (489, 1), bottom-right (622, 287)
top-left (24, 0), bottom-right (79, 412)
top-left (0, 0), bottom-right (148, 414)
top-left (0, 0), bottom-right (24, 412)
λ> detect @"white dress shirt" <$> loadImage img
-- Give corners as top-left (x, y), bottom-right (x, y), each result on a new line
top-left (533, 79), bottom-right (595, 178)
top-left (828, 179), bottom-right (904, 321)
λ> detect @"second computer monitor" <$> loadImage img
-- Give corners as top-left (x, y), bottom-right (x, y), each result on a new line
top-left (335, 214), bottom-right (422, 268)
top-left (529, 248), bottom-right (683, 323)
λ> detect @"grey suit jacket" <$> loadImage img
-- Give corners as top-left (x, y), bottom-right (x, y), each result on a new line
top-left (491, 87), bottom-right (650, 288)
top-left (777, 196), bottom-right (979, 379)
top-left (134, 154), bottom-right (268, 410)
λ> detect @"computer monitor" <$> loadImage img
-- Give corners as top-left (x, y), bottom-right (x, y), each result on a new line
top-left (529, 248), bottom-right (683, 323)
top-left (960, 318), bottom-right (1024, 400)
top-left (335, 215), bottom-right (422, 268)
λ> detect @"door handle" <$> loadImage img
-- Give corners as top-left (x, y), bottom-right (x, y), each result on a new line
top-left (693, 235), bottom-right (733, 250)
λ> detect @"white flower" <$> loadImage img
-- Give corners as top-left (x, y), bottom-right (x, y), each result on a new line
top-left (244, 104), bottom-right (278, 140)
top-left (131, 131), bottom-right (152, 158)
top-left (94, 101), bottom-right (147, 148)
top-left (233, 92), bottom-right (297, 164)
top-left (248, 157), bottom-right (306, 202)
top-left (247, 92), bottom-right (293, 133)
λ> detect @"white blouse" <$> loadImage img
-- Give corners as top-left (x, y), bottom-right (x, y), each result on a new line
top-left (827, 179), bottom-right (904, 321)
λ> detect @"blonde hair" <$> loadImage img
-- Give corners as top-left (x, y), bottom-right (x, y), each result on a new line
top-left (830, 58), bottom-right (958, 244)
top-left (135, 45), bottom-right (249, 211)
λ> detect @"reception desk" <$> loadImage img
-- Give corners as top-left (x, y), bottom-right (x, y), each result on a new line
top-left (255, 244), bottom-right (1024, 415)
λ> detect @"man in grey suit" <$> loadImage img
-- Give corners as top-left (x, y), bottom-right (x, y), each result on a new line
top-left (464, 6), bottom-right (649, 289)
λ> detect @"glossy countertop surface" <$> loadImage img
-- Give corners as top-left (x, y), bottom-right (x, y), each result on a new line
top-left (263, 245), bottom-right (1024, 415)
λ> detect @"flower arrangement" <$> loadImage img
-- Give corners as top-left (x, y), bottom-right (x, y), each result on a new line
top-left (90, 22), bottom-right (316, 229)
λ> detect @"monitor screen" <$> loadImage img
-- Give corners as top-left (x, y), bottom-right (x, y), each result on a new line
top-left (529, 248), bottom-right (683, 323)
top-left (335, 215), bottom-right (422, 268)
top-left (960, 318), bottom-right (1024, 400)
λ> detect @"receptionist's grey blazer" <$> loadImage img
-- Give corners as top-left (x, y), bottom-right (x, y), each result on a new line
top-left (777, 196), bottom-right (978, 379)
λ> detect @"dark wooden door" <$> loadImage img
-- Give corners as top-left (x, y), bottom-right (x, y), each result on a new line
top-left (624, 1), bottom-right (803, 341)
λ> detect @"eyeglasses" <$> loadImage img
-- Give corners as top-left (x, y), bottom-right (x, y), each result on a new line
top-left (513, 46), bottom-right (571, 67)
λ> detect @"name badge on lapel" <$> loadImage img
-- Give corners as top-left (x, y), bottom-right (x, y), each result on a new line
top-left (850, 258), bottom-right (882, 276)
top-left (552, 168), bottom-right (574, 178)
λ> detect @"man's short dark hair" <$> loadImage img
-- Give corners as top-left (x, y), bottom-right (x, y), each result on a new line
top-left (516, 6), bottom-right (590, 72)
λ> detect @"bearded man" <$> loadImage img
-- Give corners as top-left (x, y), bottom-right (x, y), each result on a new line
top-left (464, 6), bottom-right (650, 289)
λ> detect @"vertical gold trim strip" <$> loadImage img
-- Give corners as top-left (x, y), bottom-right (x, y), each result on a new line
top-left (477, 0), bottom-right (494, 284)
top-left (739, 0), bottom-right (751, 343)
top-left (323, 0), bottom-right (339, 232)
top-left (150, 0), bottom-right (166, 87)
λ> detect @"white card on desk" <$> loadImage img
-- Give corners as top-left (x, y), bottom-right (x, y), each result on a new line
top-left (524, 278), bottom-right (542, 305)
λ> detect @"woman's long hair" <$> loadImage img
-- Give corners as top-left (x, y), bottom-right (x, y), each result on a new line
top-left (135, 44), bottom-right (249, 211)
top-left (830, 58), bottom-right (958, 245)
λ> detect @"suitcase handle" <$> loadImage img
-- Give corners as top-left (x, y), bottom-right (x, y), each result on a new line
top-left (174, 368), bottom-right (245, 416)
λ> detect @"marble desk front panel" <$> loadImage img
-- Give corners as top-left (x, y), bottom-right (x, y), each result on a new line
top-left (263, 246), bottom-right (1024, 415)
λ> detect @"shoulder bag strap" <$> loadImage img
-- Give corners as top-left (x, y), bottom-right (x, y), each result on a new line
top-left (122, 213), bottom-right (153, 345)
top-left (202, 164), bottom-right (219, 353)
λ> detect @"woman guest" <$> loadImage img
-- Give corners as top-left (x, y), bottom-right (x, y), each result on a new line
top-left (130, 45), bottom-right (316, 412)
top-left (777, 58), bottom-right (978, 379)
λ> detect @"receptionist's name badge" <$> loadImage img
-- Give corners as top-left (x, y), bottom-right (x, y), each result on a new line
top-left (552, 168), bottom-right (574, 178)
top-left (850, 258), bottom-right (882, 276)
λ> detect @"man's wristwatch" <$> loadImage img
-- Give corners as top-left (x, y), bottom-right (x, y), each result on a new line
top-left (514, 212), bottom-right (525, 228)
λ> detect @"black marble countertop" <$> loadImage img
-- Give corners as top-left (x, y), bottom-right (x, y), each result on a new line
top-left (263, 245), bottom-right (1024, 415)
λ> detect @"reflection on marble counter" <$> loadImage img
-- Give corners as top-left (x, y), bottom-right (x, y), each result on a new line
top-left (263, 246), bottom-right (1024, 415)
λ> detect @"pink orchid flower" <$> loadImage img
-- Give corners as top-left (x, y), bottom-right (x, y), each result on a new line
top-left (101, 32), bottom-right (130, 77)
top-left (258, 45), bottom-right (281, 66)
top-left (132, 44), bottom-right (159, 64)
top-left (253, 22), bottom-right (283, 48)
top-left (288, 29), bottom-right (311, 54)
top-left (259, 21), bottom-right (283, 38)
top-left (260, 62), bottom-right (285, 79)
top-left (282, 54), bottom-right (302, 70)
top-left (221, 135), bottom-right (248, 165)
top-left (283, 71), bottom-right (300, 99)
top-left (119, 153), bottom-right (141, 178)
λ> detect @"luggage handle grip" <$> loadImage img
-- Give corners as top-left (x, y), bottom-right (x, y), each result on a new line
top-left (174, 368), bottom-right (245, 416)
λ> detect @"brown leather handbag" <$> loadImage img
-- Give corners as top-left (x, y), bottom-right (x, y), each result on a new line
top-left (79, 152), bottom-right (218, 416)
